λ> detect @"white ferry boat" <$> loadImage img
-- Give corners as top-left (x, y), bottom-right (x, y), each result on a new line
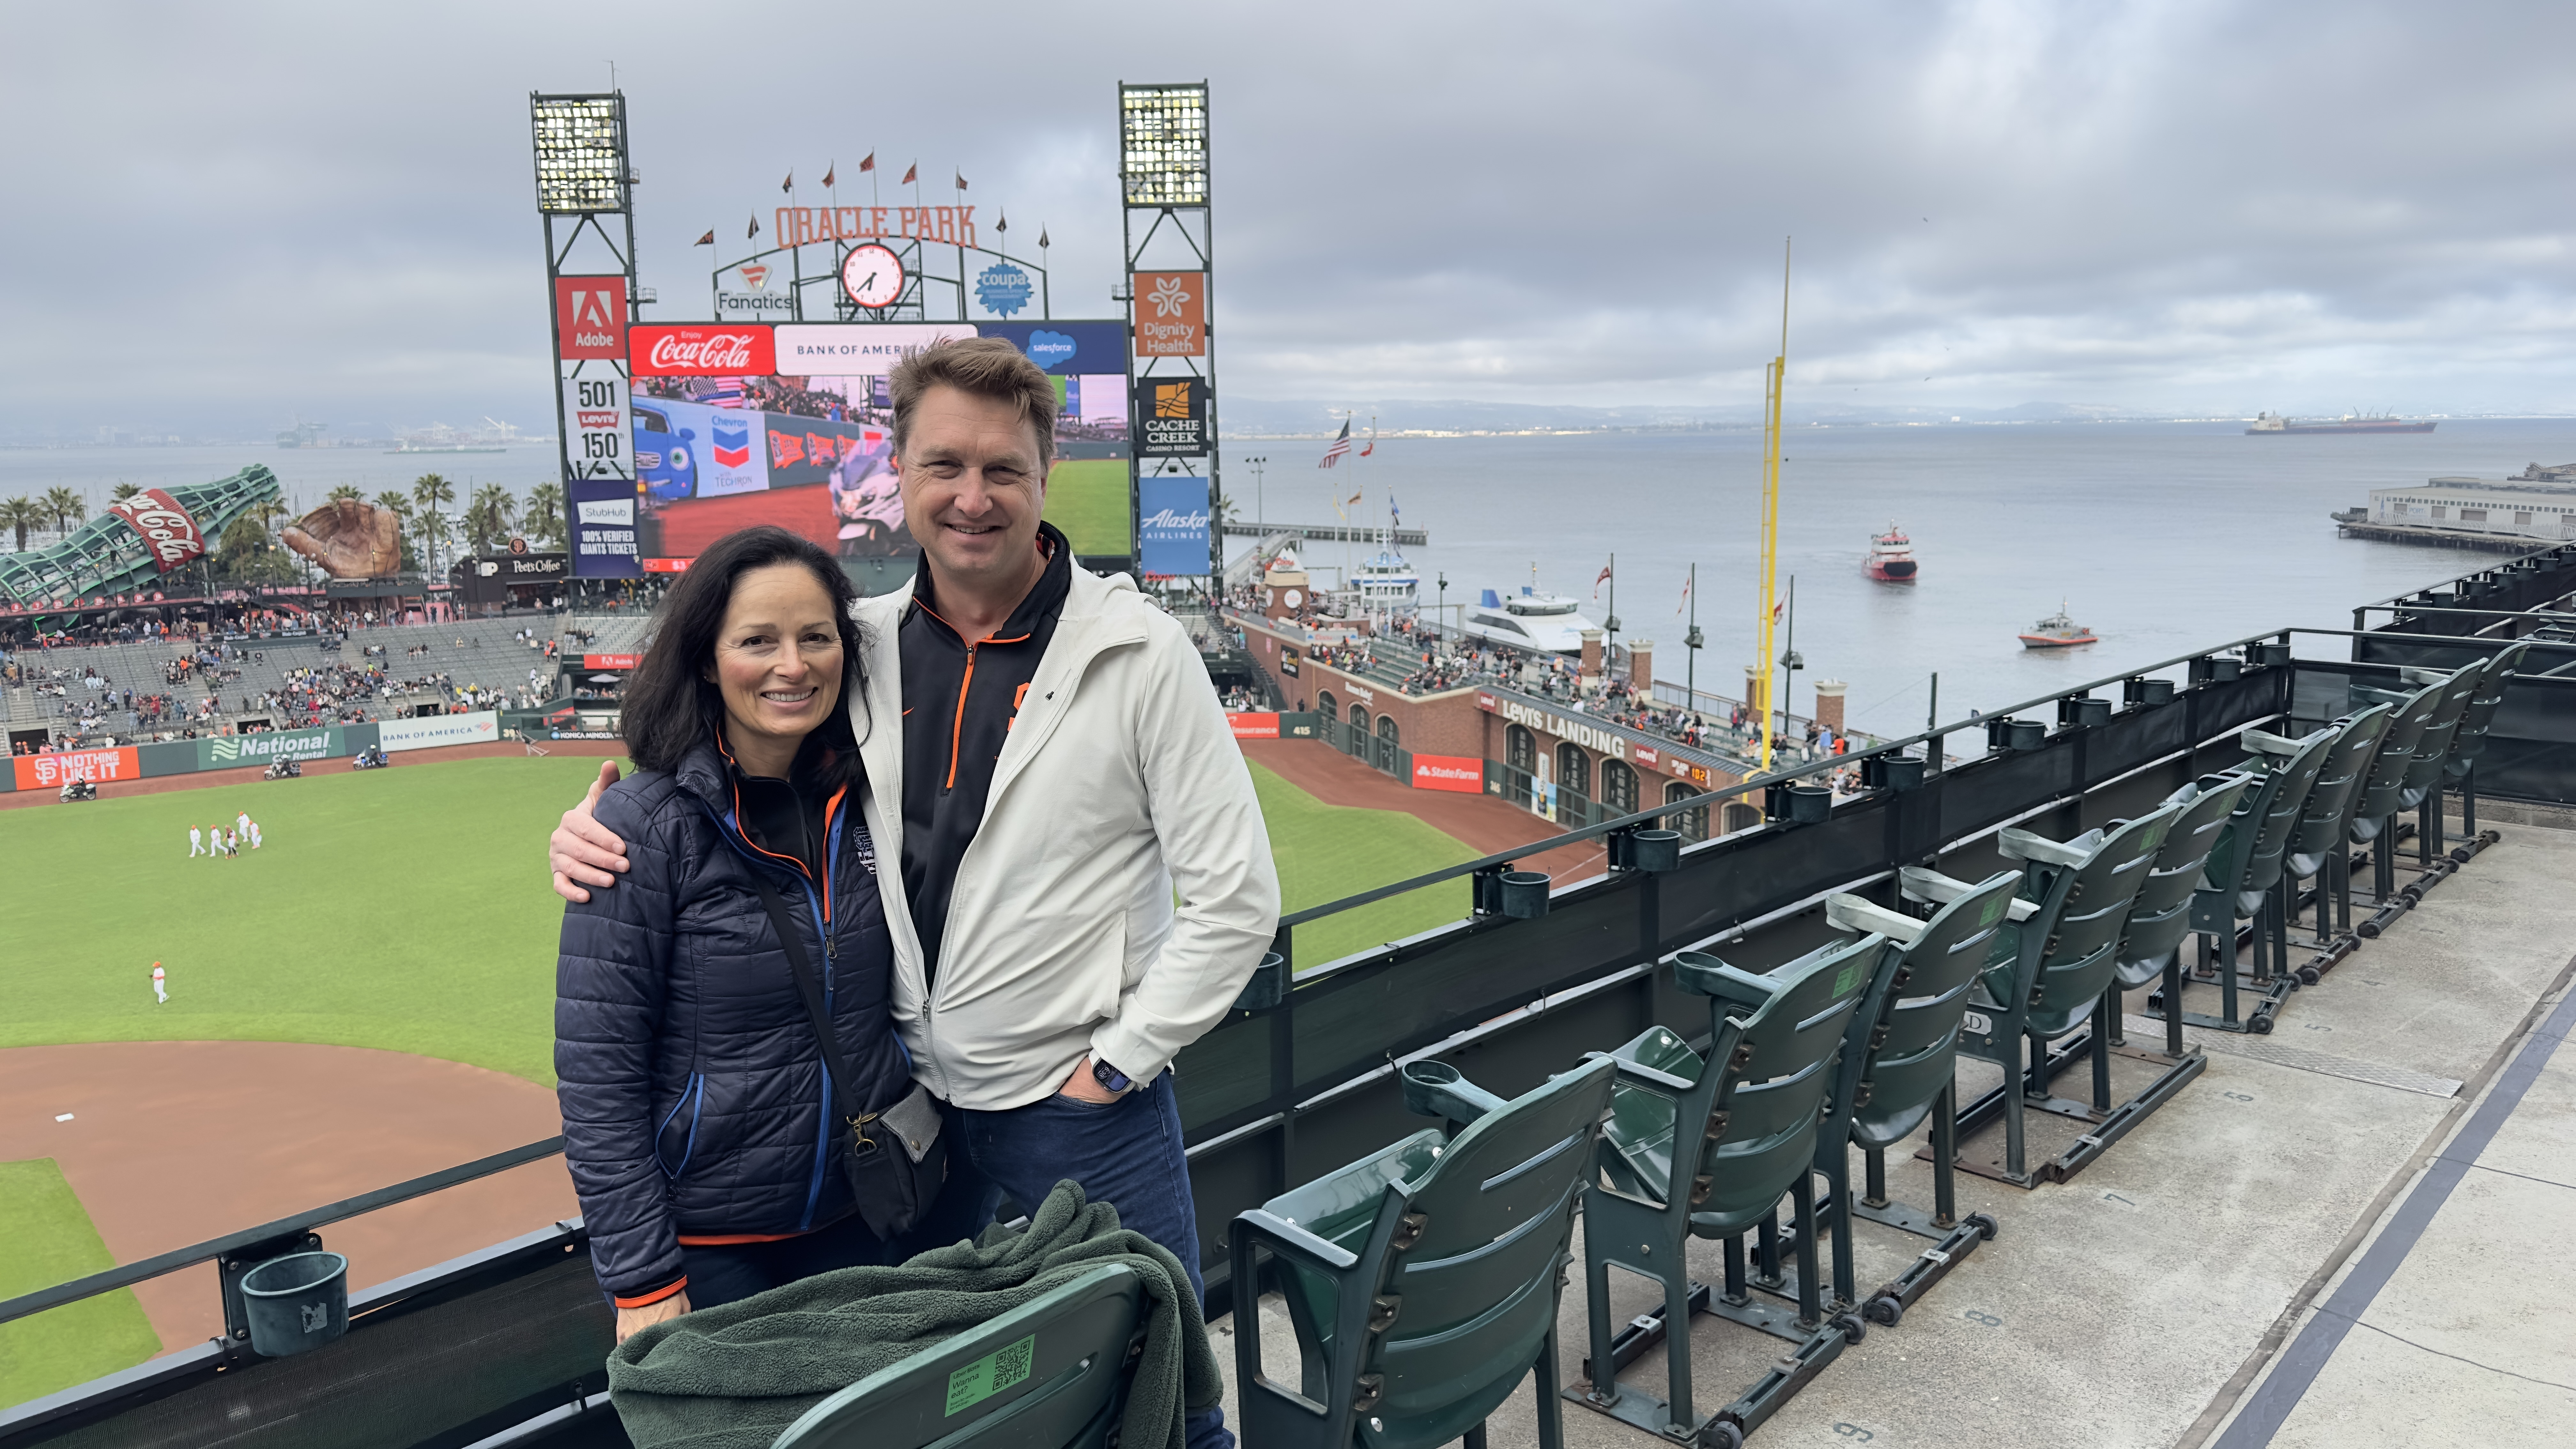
top-left (1460, 586), bottom-right (1601, 655)
top-left (1352, 548), bottom-right (1421, 611)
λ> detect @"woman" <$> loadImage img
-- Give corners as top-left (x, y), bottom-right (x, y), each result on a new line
top-left (555, 526), bottom-right (914, 1343)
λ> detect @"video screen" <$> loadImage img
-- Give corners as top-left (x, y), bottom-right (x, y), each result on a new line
top-left (595, 321), bottom-right (1131, 584)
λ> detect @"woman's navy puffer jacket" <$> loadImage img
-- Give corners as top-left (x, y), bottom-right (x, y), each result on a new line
top-left (555, 739), bottom-right (911, 1303)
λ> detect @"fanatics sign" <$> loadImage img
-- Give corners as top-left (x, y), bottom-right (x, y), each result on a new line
top-left (555, 277), bottom-right (629, 359)
top-left (628, 325), bottom-right (776, 376)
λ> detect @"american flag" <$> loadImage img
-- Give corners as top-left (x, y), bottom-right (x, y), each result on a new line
top-left (706, 379), bottom-right (747, 409)
top-left (1318, 420), bottom-right (1353, 468)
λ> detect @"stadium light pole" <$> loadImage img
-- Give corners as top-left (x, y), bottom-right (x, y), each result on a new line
top-left (1120, 81), bottom-right (1215, 582)
top-left (531, 92), bottom-right (642, 595)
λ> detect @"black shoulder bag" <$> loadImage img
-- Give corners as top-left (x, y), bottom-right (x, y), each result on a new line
top-left (748, 873), bottom-right (947, 1239)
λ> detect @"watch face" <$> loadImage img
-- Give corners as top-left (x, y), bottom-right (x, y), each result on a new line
top-left (841, 244), bottom-right (904, 309)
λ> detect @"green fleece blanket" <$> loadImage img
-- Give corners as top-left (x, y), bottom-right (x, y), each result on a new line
top-left (605, 1181), bottom-right (1222, 1449)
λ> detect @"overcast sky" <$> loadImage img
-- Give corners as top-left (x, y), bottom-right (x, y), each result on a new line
top-left (6, 0), bottom-right (2574, 438)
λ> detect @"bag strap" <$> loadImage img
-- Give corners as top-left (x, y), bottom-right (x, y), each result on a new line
top-left (747, 872), bottom-right (869, 1127)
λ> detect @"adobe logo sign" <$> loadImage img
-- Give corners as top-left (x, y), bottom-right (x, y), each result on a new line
top-left (555, 277), bottom-right (629, 359)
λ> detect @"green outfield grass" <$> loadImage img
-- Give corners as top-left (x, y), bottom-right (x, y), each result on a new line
top-left (0, 756), bottom-right (623, 1086)
top-left (1042, 458), bottom-right (1131, 556)
top-left (0, 1158), bottom-right (161, 1408)
top-left (1245, 761), bottom-right (1478, 966)
top-left (0, 754), bottom-right (1478, 1085)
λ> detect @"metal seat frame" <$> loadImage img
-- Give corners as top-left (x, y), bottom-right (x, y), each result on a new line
top-left (1569, 937), bottom-right (1882, 1449)
top-left (1919, 802), bottom-right (2188, 1186)
top-left (2140, 725), bottom-right (2336, 1037)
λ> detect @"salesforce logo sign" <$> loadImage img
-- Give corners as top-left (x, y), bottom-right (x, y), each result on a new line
top-left (1024, 330), bottom-right (1077, 372)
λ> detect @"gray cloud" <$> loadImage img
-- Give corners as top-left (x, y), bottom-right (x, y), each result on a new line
top-left (5, 0), bottom-right (2572, 440)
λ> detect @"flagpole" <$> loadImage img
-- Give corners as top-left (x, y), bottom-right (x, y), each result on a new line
top-left (1685, 562), bottom-right (1699, 704)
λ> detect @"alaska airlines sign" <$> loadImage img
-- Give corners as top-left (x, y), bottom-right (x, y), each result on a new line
top-left (1482, 696), bottom-right (1631, 761)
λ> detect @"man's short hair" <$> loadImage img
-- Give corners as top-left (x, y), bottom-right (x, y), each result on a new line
top-left (888, 337), bottom-right (1060, 466)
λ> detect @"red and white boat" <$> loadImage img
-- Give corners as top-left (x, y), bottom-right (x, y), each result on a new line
top-left (2019, 603), bottom-right (2099, 649)
top-left (1866, 523), bottom-right (1917, 582)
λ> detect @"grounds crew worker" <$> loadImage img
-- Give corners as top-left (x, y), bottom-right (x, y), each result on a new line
top-left (555, 337), bottom-right (1278, 1449)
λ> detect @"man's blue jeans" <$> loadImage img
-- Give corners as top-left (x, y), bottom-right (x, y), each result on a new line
top-left (951, 1072), bottom-right (1232, 1449)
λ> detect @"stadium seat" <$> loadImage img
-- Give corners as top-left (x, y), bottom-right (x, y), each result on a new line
top-left (2443, 642), bottom-right (2530, 835)
top-left (1571, 937), bottom-right (1880, 1449)
top-left (2108, 771), bottom-right (2259, 1055)
top-left (769, 1263), bottom-right (1148, 1449)
top-left (2345, 674), bottom-right (2446, 904)
top-left (1914, 801), bottom-right (2184, 1185)
top-left (1230, 1054), bottom-right (1617, 1449)
top-left (2271, 706), bottom-right (2394, 951)
top-left (1805, 870), bottom-right (2025, 1327)
top-left (2151, 724), bottom-right (2336, 1036)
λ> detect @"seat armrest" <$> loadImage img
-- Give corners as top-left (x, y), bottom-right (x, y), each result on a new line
top-left (1672, 953), bottom-right (1781, 1010)
top-left (1899, 865), bottom-right (1975, 905)
top-left (1590, 1049), bottom-right (1696, 1096)
top-left (1826, 893), bottom-right (1925, 944)
top-left (2399, 666), bottom-right (2454, 686)
top-left (2006, 898), bottom-right (2038, 922)
top-left (2240, 728), bottom-right (2306, 759)
top-left (1997, 827), bottom-right (2093, 867)
top-left (1232, 1208), bottom-right (1363, 1273)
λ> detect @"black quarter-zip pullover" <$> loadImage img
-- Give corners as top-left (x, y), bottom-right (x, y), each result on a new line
top-left (899, 521), bottom-right (1074, 984)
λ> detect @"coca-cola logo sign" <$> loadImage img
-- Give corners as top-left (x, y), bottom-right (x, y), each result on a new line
top-left (628, 324), bottom-right (775, 377)
top-left (106, 489), bottom-right (207, 571)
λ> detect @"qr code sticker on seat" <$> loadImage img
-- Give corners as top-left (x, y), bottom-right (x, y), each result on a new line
top-left (945, 1333), bottom-right (1036, 1415)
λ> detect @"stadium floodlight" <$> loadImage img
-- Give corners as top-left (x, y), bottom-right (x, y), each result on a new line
top-left (531, 93), bottom-right (630, 215)
top-left (1120, 82), bottom-right (1209, 208)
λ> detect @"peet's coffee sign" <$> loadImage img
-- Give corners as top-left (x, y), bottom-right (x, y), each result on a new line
top-left (485, 551), bottom-right (568, 579)
top-left (1136, 377), bottom-right (1209, 457)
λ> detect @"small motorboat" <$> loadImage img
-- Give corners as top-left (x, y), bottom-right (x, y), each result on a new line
top-left (2020, 603), bottom-right (2099, 649)
top-left (1867, 522), bottom-right (1917, 581)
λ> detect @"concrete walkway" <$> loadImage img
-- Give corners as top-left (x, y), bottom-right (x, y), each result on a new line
top-left (1212, 824), bottom-right (2576, 1449)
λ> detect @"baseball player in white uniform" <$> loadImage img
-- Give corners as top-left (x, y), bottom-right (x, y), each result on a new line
top-left (152, 963), bottom-right (166, 1004)
top-left (248, 821), bottom-right (264, 850)
top-left (189, 826), bottom-right (205, 857)
top-left (236, 810), bottom-right (251, 840)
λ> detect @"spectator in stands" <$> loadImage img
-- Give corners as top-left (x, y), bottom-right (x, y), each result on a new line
top-left (554, 526), bottom-right (921, 1347)
top-left (552, 341), bottom-right (1277, 1449)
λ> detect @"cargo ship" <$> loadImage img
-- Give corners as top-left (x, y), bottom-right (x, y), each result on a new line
top-left (1866, 522), bottom-right (1917, 581)
top-left (2246, 411), bottom-right (2436, 435)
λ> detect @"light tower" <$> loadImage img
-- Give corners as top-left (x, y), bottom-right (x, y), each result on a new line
top-left (1120, 82), bottom-right (1220, 584)
top-left (530, 92), bottom-right (644, 582)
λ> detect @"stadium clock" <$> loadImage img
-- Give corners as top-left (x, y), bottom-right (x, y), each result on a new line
top-left (841, 244), bottom-right (904, 310)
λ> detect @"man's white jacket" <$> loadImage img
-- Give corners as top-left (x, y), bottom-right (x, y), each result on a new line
top-left (849, 564), bottom-right (1280, 1111)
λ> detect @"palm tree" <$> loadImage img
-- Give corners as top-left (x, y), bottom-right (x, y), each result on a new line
top-left (328, 483), bottom-right (364, 502)
top-left (1, 497), bottom-right (38, 552)
top-left (42, 486), bottom-right (85, 534)
top-left (466, 482), bottom-right (518, 555)
top-left (110, 481), bottom-right (141, 502)
top-left (410, 473), bottom-right (456, 571)
top-left (524, 481), bottom-right (567, 550)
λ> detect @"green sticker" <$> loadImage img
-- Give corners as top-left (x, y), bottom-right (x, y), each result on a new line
top-left (1832, 962), bottom-right (1862, 996)
top-left (946, 1334), bottom-right (1036, 1415)
top-left (1979, 895), bottom-right (2007, 926)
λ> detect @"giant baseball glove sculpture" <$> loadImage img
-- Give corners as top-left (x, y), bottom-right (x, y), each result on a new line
top-left (282, 501), bottom-right (403, 579)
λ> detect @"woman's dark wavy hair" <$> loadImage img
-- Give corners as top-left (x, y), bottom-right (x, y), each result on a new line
top-left (621, 526), bottom-right (863, 786)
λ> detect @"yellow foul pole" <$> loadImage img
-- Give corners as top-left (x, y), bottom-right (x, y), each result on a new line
top-left (1755, 240), bottom-right (1791, 771)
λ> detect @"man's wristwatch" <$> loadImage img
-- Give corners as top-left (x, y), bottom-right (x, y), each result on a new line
top-left (1091, 1056), bottom-right (1136, 1096)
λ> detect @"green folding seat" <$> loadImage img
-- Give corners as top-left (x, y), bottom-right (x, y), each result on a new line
top-left (2443, 642), bottom-right (2530, 835)
top-left (2111, 770), bottom-right (2256, 1054)
top-left (1572, 936), bottom-right (1882, 1449)
top-left (1906, 801), bottom-right (2181, 1185)
top-left (771, 1264), bottom-right (1149, 1449)
top-left (1805, 870), bottom-right (2026, 1324)
top-left (2171, 725), bottom-right (2335, 1034)
top-left (2344, 674), bottom-right (2445, 905)
top-left (1230, 1054), bottom-right (1618, 1449)
top-left (2391, 659), bottom-right (2488, 815)
top-left (2277, 706), bottom-right (2395, 950)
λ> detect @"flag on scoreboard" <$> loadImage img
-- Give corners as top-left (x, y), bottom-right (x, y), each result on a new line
top-left (859, 152), bottom-right (876, 172)
top-left (694, 230), bottom-right (714, 246)
top-left (1318, 420), bottom-right (1352, 468)
top-left (821, 162), bottom-right (836, 187)
top-left (902, 162), bottom-right (918, 185)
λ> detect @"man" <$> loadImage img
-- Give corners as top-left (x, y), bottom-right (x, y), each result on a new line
top-left (151, 962), bottom-right (166, 1004)
top-left (236, 810), bottom-right (251, 841)
top-left (553, 338), bottom-right (1275, 1449)
top-left (189, 825), bottom-right (204, 858)
top-left (249, 820), bottom-right (264, 850)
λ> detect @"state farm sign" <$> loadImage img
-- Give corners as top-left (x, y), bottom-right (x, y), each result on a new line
top-left (628, 325), bottom-right (775, 377)
top-left (106, 489), bottom-right (206, 571)
top-left (554, 277), bottom-right (628, 359)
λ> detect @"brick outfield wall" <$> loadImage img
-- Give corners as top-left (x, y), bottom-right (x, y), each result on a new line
top-left (1232, 613), bottom-right (1745, 809)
